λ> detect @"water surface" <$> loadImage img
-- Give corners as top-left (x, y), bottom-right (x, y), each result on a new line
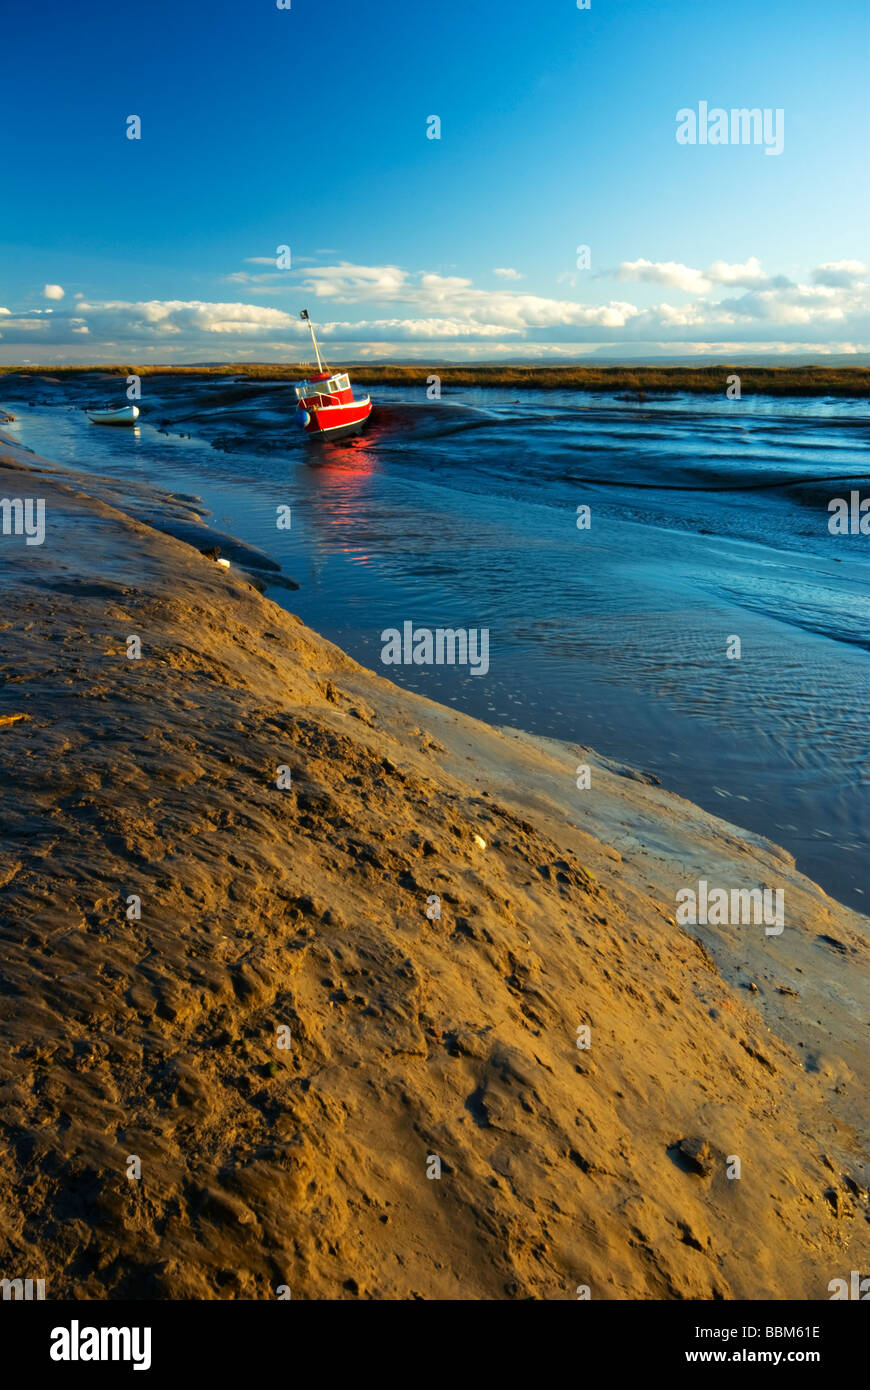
top-left (3, 375), bottom-right (868, 911)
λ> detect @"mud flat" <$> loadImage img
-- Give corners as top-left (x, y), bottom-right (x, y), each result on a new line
top-left (0, 435), bottom-right (867, 1300)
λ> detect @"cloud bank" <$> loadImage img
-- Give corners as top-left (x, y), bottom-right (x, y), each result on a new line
top-left (1, 257), bottom-right (868, 361)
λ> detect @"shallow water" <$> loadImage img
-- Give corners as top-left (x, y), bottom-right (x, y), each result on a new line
top-left (3, 375), bottom-right (868, 911)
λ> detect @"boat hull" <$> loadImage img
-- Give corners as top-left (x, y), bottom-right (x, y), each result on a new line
top-left (87, 405), bottom-right (140, 426)
top-left (302, 396), bottom-right (372, 437)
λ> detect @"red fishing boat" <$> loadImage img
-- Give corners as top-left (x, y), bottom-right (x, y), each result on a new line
top-left (294, 310), bottom-right (372, 437)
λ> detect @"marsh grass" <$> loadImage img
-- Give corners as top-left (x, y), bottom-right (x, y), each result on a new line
top-left (2, 363), bottom-right (868, 396)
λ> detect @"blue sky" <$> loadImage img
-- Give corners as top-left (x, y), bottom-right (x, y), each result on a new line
top-left (1, 0), bottom-right (868, 362)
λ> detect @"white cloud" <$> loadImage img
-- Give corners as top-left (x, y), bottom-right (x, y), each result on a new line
top-left (344, 317), bottom-right (521, 339)
top-left (43, 284), bottom-right (64, 300)
top-left (74, 298), bottom-right (299, 337)
top-left (293, 265), bottom-right (639, 331)
top-left (493, 267), bottom-right (523, 280)
top-left (1, 316), bottom-right (49, 330)
top-left (617, 259), bottom-right (711, 293)
top-left (300, 262), bottom-right (410, 301)
top-left (617, 256), bottom-right (770, 294)
top-left (718, 278), bottom-right (870, 326)
top-left (2, 257), bottom-right (867, 360)
top-left (652, 301), bottom-right (728, 328)
top-left (223, 271), bottom-right (278, 286)
top-left (811, 260), bottom-right (867, 288)
top-left (704, 256), bottom-right (768, 287)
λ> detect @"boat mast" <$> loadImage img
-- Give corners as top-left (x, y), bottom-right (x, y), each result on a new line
top-left (300, 309), bottom-right (327, 373)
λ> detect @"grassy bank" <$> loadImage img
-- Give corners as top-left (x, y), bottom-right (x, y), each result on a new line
top-left (2, 363), bottom-right (869, 396)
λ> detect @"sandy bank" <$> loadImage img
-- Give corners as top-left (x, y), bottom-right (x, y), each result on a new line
top-left (0, 441), bottom-right (867, 1299)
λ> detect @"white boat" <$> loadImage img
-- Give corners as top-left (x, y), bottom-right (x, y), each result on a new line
top-left (86, 404), bottom-right (140, 426)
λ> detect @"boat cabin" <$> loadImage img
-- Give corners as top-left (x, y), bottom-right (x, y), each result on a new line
top-left (296, 372), bottom-right (354, 405)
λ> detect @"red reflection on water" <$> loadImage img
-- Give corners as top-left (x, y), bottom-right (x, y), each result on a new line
top-left (298, 412), bottom-right (399, 560)
top-left (301, 417), bottom-right (402, 530)
top-left (303, 407), bottom-right (399, 479)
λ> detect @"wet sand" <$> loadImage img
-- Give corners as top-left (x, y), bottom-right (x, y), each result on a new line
top-left (0, 435), bottom-right (868, 1299)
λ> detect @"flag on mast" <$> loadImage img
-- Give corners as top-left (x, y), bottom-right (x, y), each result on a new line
top-left (300, 309), bottom-right (324, 371)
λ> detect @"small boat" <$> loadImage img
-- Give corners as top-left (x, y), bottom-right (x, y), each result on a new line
top-left (294, 311), bottom-right (371, 437)
top-left (86, 404), bottom-right (140, 426)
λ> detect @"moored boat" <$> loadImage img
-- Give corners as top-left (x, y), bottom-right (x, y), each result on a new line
top-left (294, 311), bottom-right (371, 437)
top-left (86, 404), bottom-right (140, 426)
